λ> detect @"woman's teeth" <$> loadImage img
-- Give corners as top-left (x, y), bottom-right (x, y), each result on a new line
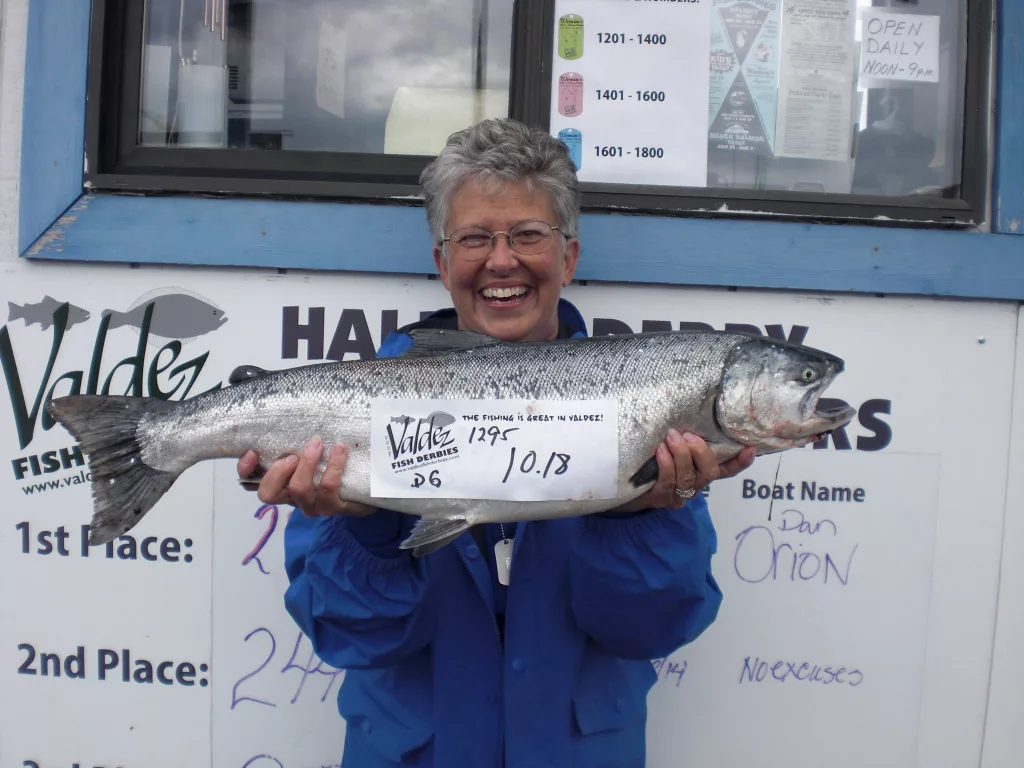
top-left (482, 286), bottom-right (528, 300)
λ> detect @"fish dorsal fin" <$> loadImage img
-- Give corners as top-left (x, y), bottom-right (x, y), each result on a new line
top-left (229, 364), bottom-right (272, 385)
top-left (402, 328), bottom-right (503, 358)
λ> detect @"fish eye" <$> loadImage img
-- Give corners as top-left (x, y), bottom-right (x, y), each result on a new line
top-left (801, 367), bottom-right (816, 382)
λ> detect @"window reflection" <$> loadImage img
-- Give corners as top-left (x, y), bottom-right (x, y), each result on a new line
top-left (707, 0), bottom-right (966, 199)
top-left (140, 0), bottom-right (513, 154)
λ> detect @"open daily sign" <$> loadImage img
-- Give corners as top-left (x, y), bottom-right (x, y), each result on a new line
top-left (860, 11), bottom-right (940, 84)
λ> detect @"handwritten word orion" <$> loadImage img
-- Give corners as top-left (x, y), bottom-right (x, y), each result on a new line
top-left (733, 513), bottom-right (857, 586)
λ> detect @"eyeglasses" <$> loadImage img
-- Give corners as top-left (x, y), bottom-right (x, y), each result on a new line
top-left (442, 221), bottom-right (564, 258)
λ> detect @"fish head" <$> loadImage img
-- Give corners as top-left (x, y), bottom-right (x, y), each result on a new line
top-left (716, 338), bottom-right (856, 454)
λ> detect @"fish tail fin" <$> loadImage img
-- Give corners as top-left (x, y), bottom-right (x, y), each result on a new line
top-left (7, 301), bottom-right (23, 322)
top-left (45, 395), bottom-right (182, 545)
top-left (399, 516), bottom-right (471, 557)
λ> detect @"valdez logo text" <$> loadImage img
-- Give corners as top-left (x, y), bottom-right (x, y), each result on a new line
top-left (2, 301), bottom-right (223, 454)
top-left (386, 412), bottom-right (459, 470)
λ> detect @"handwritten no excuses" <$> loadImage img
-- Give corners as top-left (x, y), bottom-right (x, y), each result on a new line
top-left (860, 12), bottom-right (940, 83)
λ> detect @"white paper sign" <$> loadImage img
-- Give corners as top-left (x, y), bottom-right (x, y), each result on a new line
top-left (316, 21), bottom-right (347, 119)
top-left (370, 399), bottom-right (619, 501)
top-left (860, 12), bottom-right (940, 83)
top-left (775, 0), bottom-right (857, 162)
top-left (549, 0), bottom-right (712, 187)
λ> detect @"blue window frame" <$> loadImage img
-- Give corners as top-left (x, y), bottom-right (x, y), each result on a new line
top-left (18, 0), bottom-right (1024, 301)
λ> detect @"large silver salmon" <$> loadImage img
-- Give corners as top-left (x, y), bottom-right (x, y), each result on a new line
top-left (46, 329), bottom-right (855, 555)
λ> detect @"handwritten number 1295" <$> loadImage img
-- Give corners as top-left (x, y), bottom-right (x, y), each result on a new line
top-left (502, 447), bottom-right (571, 483)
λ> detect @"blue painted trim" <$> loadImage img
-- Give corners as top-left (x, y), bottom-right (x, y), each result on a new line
top-left (14, 0), bottom-right (1024, 298)
top-left (17, 0), bottom-right (91, 255)
top-left (26, 194), bottom-right (1024, 300)
top-left (995, 0), bottom-right (1023, 234)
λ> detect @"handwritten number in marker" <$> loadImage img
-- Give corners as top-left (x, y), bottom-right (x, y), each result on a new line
top-left (521, 451), bottom-right (537, 474)
top-left (242, 758), bottom-right (340, 768)
top-left (502, 446), bottom-right (517, 483)
top-left (469, 426), bottom-right (520, 446)
top-left (280, 632), bottom-right (345, 705)
top-left (231, 628), bottom-right (277, 710)
top-left (242, 504), bottom-right (280, 575)
top-left (502, 449), bottom-right (571, 483)
top-left (242, 757), bottom-right (285, 768)
top-left (231, 628), bottom-right (344, 712)
top-left (411, 470), bottom-right (442, 489)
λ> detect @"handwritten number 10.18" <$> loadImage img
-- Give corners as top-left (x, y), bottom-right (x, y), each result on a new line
top-left (502, 447), bottom-right (571, 483)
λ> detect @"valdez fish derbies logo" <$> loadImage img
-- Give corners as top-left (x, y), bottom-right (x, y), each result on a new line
top-left (3, 288), bottom-right (229, 489)
top-left (384, 411), bottom-right (461, 476)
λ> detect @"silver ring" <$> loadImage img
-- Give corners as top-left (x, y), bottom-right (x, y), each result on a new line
top-left (674, 486), bottom-right (697, 500)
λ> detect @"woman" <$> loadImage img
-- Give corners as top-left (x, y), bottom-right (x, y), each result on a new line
top-left (238, 118), bottom-right (755, 767)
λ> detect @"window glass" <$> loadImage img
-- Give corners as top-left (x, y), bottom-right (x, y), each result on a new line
top-left (549, 0), bottom-right (967, 200)
top-left (139, 0), bottom-right (514, 155)
top-left (725, 0), bottom-right (966, 198)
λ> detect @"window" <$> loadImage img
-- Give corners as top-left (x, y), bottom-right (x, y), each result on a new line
top-left (88, 0), bottom-right (516, 197)
top-left (85, 0), bottom-right (993, 226)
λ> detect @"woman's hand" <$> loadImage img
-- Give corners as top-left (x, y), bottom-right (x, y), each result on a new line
top-left (611, 429), bottom-right (755, 514)
top-left (237, 436), bottom-right (376, 518)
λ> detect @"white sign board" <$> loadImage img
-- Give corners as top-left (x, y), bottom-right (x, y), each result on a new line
top-left (0, 265), bottom-right (1016, 767)
top-left (549, 0), bottom-right (711, 187)
top-left (860, 11), bottom-right (940, 83)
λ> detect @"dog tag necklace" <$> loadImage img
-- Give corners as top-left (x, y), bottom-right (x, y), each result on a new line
top-left (495, 524), bottom-right (514, 586)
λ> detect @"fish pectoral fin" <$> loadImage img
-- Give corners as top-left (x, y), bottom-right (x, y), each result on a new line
top-left (228, 364), bottom-right (273, 385)
top-left (400, 516), bottom-right (472, 557)
top-left (402, 328), bottom-right (503, 358)
top-left (628, 454), bottom-right (661, 488)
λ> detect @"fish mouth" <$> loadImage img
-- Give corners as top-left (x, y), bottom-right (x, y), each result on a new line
top-left (729, 396), bottom-right (857, 455)
top-left (795, 402), bottom-right (858, 445)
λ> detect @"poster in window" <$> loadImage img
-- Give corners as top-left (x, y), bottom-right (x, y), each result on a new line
top-left (775, 0), bottom-right (858, 162)
top-left (708, 0), bottom-right (781, 157)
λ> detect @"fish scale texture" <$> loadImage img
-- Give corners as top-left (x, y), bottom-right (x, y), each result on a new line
top-left (139, 332), bottom-right (750, 521)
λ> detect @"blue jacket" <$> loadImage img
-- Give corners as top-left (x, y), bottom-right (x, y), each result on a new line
top-left (282, 299), bottom-right (723, 767)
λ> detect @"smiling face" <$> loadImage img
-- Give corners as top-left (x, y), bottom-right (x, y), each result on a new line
top-left (433, 178), bottom-right (580, 343)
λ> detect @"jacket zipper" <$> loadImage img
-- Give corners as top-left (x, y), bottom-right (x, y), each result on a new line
top-left (455, 542), bottom-right (505, 768)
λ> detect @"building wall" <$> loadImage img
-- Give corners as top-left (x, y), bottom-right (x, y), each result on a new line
top-left (0, 1), bottom-right (1022, 766)
top-left (0, 0), bottom-right (26, 267)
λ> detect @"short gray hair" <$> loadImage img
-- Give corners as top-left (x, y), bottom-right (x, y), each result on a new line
top-left (419, 118), bottom-right (581, 252)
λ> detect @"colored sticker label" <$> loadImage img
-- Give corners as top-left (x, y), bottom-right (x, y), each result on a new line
top-left (558, 72), bottom-right (584, 117)
top-left (559, 14), bottom-right (584, 60)
top-left (558, 128), bottom-right (583, 170)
